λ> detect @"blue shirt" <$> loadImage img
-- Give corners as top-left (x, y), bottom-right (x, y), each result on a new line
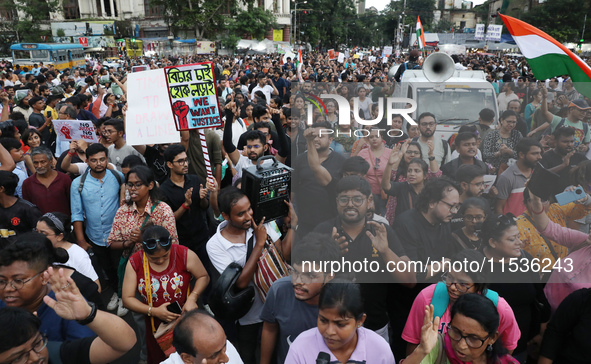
top-left (70, 169), bottom-right (123, 246)
top-left (0, 291), bottom-right (94, 341)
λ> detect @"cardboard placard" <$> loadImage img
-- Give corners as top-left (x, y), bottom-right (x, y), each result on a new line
top-left (126, 69), bottom-right (181, 146)
top-left (164, 62), bottom-right (222, 131)
top-left (383, 46), bottom-right (393, 56)
top-left (337, 53), bottom-right (345, 63)
top-left (54, 120), bottom-right (99, 143)
top-left (482, 175), bottom-right (497, 194)
top-left (328, 49), bottom-right (335, 60)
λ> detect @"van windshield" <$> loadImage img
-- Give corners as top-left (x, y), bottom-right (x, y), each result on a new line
top-left (416, 87), bottom-right (497, 125)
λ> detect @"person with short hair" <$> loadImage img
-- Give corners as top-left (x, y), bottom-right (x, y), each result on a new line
top-left (540, 126), bottom-right (588, 190)
top-left (414, 112), bottom-right (451, 168)
top-left (456, 164), bottom-right (486, 202)
top-left (22, 146), bottom-right (71, 214)
top-left (476, 108), bottom-right (496, 149)
top-left (441, 132), bottom-right (489, 180)
top-left (260, 233), bottom-right (339, 364)
top-left (102, 119), bottom-right (145, 172)
top-left (0, 170), bottom-right (42, 235)
top-left (163, 309), bottom-right (243, 364)
top-left (0, 137), bottom-right (27, 198)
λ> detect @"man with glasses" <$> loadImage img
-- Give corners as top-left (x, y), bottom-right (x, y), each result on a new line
top-left (224, 128), bottom-right (270, 179)
top-left (102, 119), bottom-right (145, 172)
top-left (394, 178), bottom-right (462, 276)
top-left (259, 233), bottom-right (339, 364)
top-left (314, 176), bottom-right (414, 343)
top-left (456, 165), bottom-right (487, 203)
top-left (0, 267), bottom-right (136, 364)
top-left (413, 112), bottom-right (451, 168)
top-left (160, 144), bottom-right (213, 269)
top-left (70, 143), bottom-right (126, 316)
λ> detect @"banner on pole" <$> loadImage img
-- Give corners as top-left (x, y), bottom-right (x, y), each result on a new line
top-left (486, 24), bottom-right (503, 41)
top-left (163, 62), bottom-right (223, 131)
top-left (474, 24), bottom-right (485, 40)
top-left (54, 120), bottom-right (99, 143)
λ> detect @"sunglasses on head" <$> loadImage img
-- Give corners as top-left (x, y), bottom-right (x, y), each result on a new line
top-left (142, 236), bottom-right (171, 250)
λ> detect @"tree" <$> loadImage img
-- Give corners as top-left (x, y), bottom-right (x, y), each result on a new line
top-left (233, 6), bottom-right (277, 40)
top-left (0, 0), bottom-right (59, 42)
top-left (432, 18), bottom-right (452, 33)
top-left (298, 0), bottom-right (357, 48)
top-left (520, 0), bottom-right (591, 43)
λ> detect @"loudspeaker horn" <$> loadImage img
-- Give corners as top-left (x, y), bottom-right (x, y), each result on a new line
top-left (422, 52), bottom-right (455, 83)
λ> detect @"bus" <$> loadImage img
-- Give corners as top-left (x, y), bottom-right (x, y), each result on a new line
top-left (10, 43), bottom-right (86, 70)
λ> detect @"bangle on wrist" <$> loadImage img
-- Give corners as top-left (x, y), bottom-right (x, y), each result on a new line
top-left (67, 151), bottom-right (76, 157)
top-left (147, 306), bottom-right (152, 317)
top-left (531, 204), bottom-right (545, 215)
top-left (182, 203), bottom-right (191, 211)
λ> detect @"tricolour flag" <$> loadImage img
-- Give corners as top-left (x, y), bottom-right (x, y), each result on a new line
top-left (296, 45), bottom-right (304, 82)
top-left (501, 13), bottom-right (591, 98)
top-left (416, 16), bottom-right (426, 50)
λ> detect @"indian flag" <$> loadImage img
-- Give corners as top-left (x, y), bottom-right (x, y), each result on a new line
top-left (416, 16), bottom-right (426, 50)
top-left (296, 45), bottom-right (304, 82)
top-left (501, 13), bottom-right (591, 98)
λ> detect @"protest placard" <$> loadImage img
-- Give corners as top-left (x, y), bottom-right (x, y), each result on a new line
top-left (126, 69), bottom-right (181, 146)
top-left (328, 49), bottom-right (335, 60)
top-left (337, 53), bottom-right (345, 63)
top-left (383, 46), bottom-right (393, 56)
top-left (54, 120), bottom-right (99, 143)
top-left (474, 24), bottom-right (485, 40)
top-left (483, 175), bottom-right (497, 194)
top-left (164, 62), bottom-right (223, 131)
top-left (486, 24), bottom-right (502, 41)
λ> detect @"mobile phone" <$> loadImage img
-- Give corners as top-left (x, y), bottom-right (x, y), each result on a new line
top-left (167, 301), bottom-right (182, 315)
top-left (555, 186), bottom-right (586, 205)
top-left (46, 111), bottom-right (52, 118)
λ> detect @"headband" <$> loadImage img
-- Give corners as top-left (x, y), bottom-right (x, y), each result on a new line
top-left (43, 213), bottom-right (64, 234)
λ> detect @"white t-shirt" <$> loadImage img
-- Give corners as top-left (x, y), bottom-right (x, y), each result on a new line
top-left (206, 220), bottom-right (281, 325)
top-left (161, 341), bottom-right (243, 364)
top-left (251, 84), bottom-right (274, 104)
top-left (65, 244), bottom-right (99, 281)
top-left (234, 155), bottom-right (272, 178)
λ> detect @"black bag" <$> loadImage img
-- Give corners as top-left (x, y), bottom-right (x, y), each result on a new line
top-left (208, 262), bottom-right (255, 321)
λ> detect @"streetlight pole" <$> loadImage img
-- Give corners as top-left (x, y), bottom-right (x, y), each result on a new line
top-left (292, 0), bottom-right (307, 45)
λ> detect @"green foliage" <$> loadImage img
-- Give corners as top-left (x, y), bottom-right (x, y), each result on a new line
top-left (0, 0), bottom-right (59, 42)
top-left (385, 0), bottom-right (436, 29)
top-left (431, 18), bottom-right (452, 33)
top-left (520, 0), bottom-right (590, 43)
top-left (297, 0), bottom-right (358, 47)
top-left (233, 7), bottom-right (277, 40)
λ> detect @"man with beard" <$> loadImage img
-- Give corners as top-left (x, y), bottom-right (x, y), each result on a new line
top-left (456, 164), bottom-right (486, 203)
top-left (313, 176), bottom-right (415, 343)
top-left (160, 144), bottom-right (212, 266)
top-left (495, 138), bottom-right (543, 216)
top-left (540, 127), bottom-right (587, 190)
top-left (413, 112), bottom-right (451, 168)
top-left (293, 121), bottom-right (345, 237)
top-left (393, 178), bottom-right (461, 271)
top-left (441, 132), bottom-right (489, 180)
top-left (22, 146), bottom-right (71, 214)
top-left (206, 187), bottom-right (294, 364)
top-left (259, 233), bottom-right (338, 364)
top-left (70, 143), bottom-right (125, 315)
top-left (225, 129), bottom-right (268, 178)
top-left (102, 119), bottom-right (145, 172)
top-left (284, 108), bottom-right (306, 167)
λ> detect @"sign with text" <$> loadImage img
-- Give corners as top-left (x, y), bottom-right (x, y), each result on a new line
top-left (164, 62), bottom-right (222, 131)
top-left (78, 37), bottom-right (88, 47)
top-left (328, 49), bottom-right (335, 60)
top-left (126, 69), bottom-right (181, 146)
top-left (53, 120), bottom-right (98, 143)
top-left (383, 46), bottom-right (393, 56)
top-left (474, 24), bottom-right (485, 40)
top-left (486, 24), bottom-right (502, 41)
top-left (337, 53), bottom-right (345, 63)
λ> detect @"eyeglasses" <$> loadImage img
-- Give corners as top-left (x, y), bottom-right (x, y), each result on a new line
top-left (463, 214), bottom-right (485, 222)
top-left (142, 236), bottom-right (172, 250)
top-left (441, 272), bottom-right (474, 293)
top-left (439, 200), bottom-right (461, 213)
top-left (446, 324), bottom-right (490, 349)
top-left (5, 334), bottom-right (48, 364)
top-left (470, 182), bottom-right (485, 188)
top-left (336, 196), bottom-right (366, 207)
top-left (126, 182), bottom-right (145, 189)
top-left (172, 158), bottom-right (189, 165)
top-left (102, 129), bottom-right (117, 135)
top-left (288, 267), bottom-right (323, 283)
top-left (496, 214), bottom-right (516, 227)
top-left (0, 271), bottom-right (43, 290)
top-left (245, 144), bottom-right (262, 149)
top-left (420, 122), bottom-right (436, 127)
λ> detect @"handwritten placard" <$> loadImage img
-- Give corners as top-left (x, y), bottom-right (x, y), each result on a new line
top-left (53, 120), bottom-right (98, 143)
top-left (164, 62), bottom-right (222, 131)
top-left (126, 69), bottom-right (181, 146)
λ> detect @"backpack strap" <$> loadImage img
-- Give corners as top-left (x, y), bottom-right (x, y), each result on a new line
top-left (440, 139), bottom-right (449, 168)
top-left (77, 168), bottom-right (90, 194)
top-left (484, 289), bottom-right (499, 306)
top-left (430, 282), bottom-right (450, 321)
top-left (108, 169), bottom-right (123, 186)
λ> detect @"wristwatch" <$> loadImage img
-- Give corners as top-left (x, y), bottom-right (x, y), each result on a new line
top-left (428, 156), bottom-right (435, 161)
top-left (77, 302), bottom-right (97, 325)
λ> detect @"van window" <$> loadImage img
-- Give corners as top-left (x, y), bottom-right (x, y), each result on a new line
top-left (416, 87), bottom-right (496, 125)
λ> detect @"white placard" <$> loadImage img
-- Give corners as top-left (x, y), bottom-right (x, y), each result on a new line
top-left (337, 53), bottom-right (345, 63)
top-left (369, 56), bottom-right (376, 62)
top-left (483, 175), bottom-right (497, 194)
top-left (486, 24), bottom-right (502, 41)
top-left (382, 56), bottom-right (388, 63)
top-left (126, 69), bottom-right (181, 146)
top-left (474, 24), bottom-right (485, 40)
top-left (53, 120), bottom-right (99, 143)
top-left (383, 46), bottom-right (393, 56)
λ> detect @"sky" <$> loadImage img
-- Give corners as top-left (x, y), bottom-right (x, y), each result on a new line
top-left (365, 0), bottom-right (487, 11)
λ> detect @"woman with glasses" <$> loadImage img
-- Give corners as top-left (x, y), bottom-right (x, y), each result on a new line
top-left (285, 281), bottom-right (395, 364)
top-left (479, 214), bottom-right (550, 362)
top-left (384, 139), bottom-right (442, 224)
top-left (122, 225), bottom-right (209, 364)
top-left (483, 110), bottom-right (523, 172)
top-left (404, 294), bottom-right (519, 364)
top-left (452, 197), bottom-right (490, 250)
top-left (357, 127), bottom-right (393, 215)
top-left (108, 165), bottom-right (179, 317)
top-left (402, 250), bottom-right (520, 357)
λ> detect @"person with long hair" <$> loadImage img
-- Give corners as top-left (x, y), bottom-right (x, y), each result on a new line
top-left (358, 127), bottom-right (392, 215)
top-left (482, 110), bottom-right (523, 171)
top-left (404, 294), bottom-right (519, 364)
top-left (452, 197), bottom-right (490, 250)
top-left (122, 225), bottom-right (209, 364)
top-left (285, 282), bottom-right (395, 363)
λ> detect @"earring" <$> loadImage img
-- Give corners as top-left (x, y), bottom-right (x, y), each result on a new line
top-left (487, 344), bottom-right (493, 352)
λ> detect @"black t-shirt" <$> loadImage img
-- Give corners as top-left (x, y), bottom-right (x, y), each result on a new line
top-left (314, 217), bottom-right (407, 330)
top-left (29, 112), bottom-right (53, 147)
top-left (143, 146), bottom-right (168, 185)
top-left (159, 174), bottom-right (209, 249)
top-left (393, 209), bottom-right (457, 264)
top-left (0, 198), bottom-right (43, 235)
top-left (47, 336), bottom-right (95, 364)
top-left (293, 150), bottom-right (345, 236)
top-left (385, 181), bottom-right (418, 217)
top-left (540, 149), bottom-right (588, 190)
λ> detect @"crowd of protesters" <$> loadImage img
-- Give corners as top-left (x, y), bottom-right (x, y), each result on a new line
top-left (0, 49), bottom-right (590, 364)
